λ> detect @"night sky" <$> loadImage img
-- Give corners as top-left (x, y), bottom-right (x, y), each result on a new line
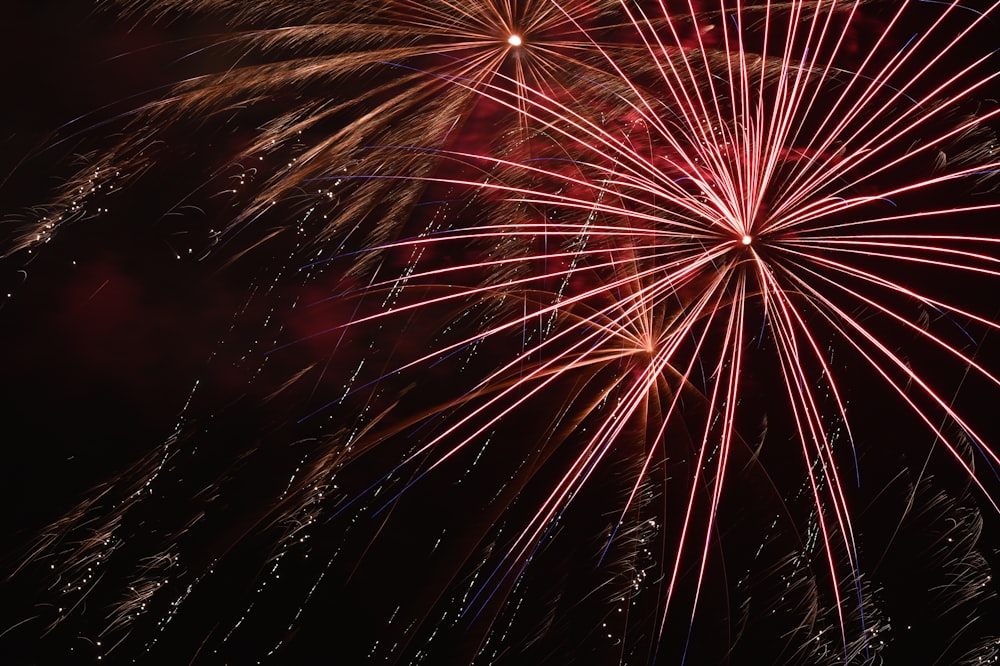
top-left (1, 3), bottom-right (229, 535)
top-left (3, 2), bottom-right (1000, 664)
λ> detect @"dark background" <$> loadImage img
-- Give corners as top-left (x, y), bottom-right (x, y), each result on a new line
top-left (0, 2), bottom-right (231, 539)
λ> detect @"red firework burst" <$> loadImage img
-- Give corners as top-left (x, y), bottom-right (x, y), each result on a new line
top-left (3, 1), bottom-right (1000, 664)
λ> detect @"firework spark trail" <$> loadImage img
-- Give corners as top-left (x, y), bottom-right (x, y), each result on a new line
top-left (771, 3), bottom-right (1000, 214)
top-left (751, 256), bottom-right (865, 646)
top-left (281, 139), bottom-right (772, 640)
top-left (9, 0), bottom-right (630, 257)
top-left (289, 228), bottom-right (728, 423)
top-left (453, 265), bottom-right (739, 607)
top-left (774, 254), bottom-right (1000, 479)
top-left (326, 205), bottom-right (836, 649)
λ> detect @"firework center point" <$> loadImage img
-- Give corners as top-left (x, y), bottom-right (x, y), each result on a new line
top-left (741, 234), bottom-right (753, 246)
top-left (507, 35), bottom-right (523, 47)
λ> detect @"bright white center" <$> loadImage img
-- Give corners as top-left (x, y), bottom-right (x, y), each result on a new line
top-left (741, 234), bottom-right (753, 246)
top-left (507, 34), bottom-right (523, 47)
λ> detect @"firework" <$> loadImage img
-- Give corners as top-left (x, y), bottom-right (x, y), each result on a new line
top-left (9, 0), bottom-right (627, 262)
top-left (3, 1), bottom-right (1000, 663)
